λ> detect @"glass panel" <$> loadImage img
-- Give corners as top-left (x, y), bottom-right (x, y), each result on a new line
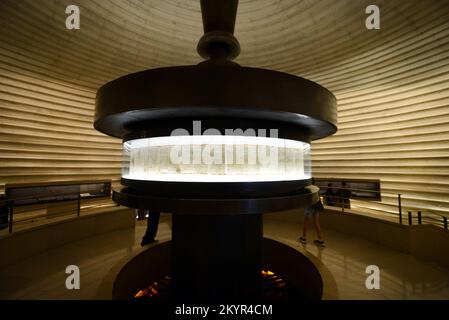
top-left (122, 136), bottom-right (312, 182)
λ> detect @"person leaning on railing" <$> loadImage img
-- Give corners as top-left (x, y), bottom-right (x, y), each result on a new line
top-left (338, 181), bottom-right (352, 208)
top-left (325, 183), bottom-right (335, 206)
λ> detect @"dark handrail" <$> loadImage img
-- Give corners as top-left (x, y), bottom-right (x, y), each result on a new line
top-left (2, 181), bottom-right (114, 233)
top-left (320, 184), bottom-right (448, 230)
top-left (3, 195), bottom-right (115, 233)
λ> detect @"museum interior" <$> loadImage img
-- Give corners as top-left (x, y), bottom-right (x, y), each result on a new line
top-left (0, 0), bottom-right (448, 301)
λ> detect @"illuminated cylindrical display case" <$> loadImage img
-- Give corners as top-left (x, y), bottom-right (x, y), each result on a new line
top-left (94, 0), bottom-right (337, 300)
top-left (94, 64), bottom-right (337, 297)
top-left (121, 135), bottom-right (312, 197)
top-left (95, 63), bottom-right (337, 201)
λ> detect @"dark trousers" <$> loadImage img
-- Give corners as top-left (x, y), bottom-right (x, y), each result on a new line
top-left (141, 211), bottom-right (161, 245)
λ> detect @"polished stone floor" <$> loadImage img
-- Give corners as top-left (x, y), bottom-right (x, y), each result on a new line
top-left (0, 215), bottom-right (448, 300)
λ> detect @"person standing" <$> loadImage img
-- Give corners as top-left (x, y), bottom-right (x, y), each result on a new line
top-left (338, 181), bottom-right (352, 209)
top-left (299, 199), bottom-right (325, 247)
top-left (141, 211), bottom-right (161, 246)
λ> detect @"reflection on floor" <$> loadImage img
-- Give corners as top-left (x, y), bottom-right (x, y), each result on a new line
top-left (264, 219), bottom-right (449, 300)
top-left (0, 216), bottom-right (448, 300)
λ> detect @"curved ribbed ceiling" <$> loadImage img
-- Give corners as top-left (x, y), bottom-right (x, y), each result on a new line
top-left (0, 0), bottom-right (448, 217)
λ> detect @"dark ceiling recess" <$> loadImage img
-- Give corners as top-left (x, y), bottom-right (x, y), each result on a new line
top-left (95, 0), bottom-right (337, 300)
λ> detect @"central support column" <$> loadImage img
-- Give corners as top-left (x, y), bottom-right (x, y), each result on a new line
top-left (172, 214), bottom-right (263, 299)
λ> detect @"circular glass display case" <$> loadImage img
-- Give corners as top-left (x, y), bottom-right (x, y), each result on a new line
top-left (121, 135), bottom-right (312, 198)
top-left (94, 0), bottom-right (337, 300)
top-left (123, 136), bottom-right (311, 182)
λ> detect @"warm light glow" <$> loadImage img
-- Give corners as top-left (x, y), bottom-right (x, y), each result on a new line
top-left (122, 135), bottom-right (311, 182)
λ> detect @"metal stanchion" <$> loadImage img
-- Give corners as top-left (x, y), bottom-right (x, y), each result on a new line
top-left (398, 194), bottom-right (402, 224)
top-left (77, 193), bottom-right (81, 217)
top-left (408, 211), bottom-right (412, 225)
top-left (417, 211), bottom-right (422, 225)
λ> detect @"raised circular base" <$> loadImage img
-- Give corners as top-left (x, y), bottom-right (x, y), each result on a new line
top-left (110, 238), bottom-right (324, 300)
top-left (122, 178), bottom-right (311, 198)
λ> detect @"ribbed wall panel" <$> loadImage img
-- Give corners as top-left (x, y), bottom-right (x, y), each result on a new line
top-left (0, 0), bottom-right (448, 217)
